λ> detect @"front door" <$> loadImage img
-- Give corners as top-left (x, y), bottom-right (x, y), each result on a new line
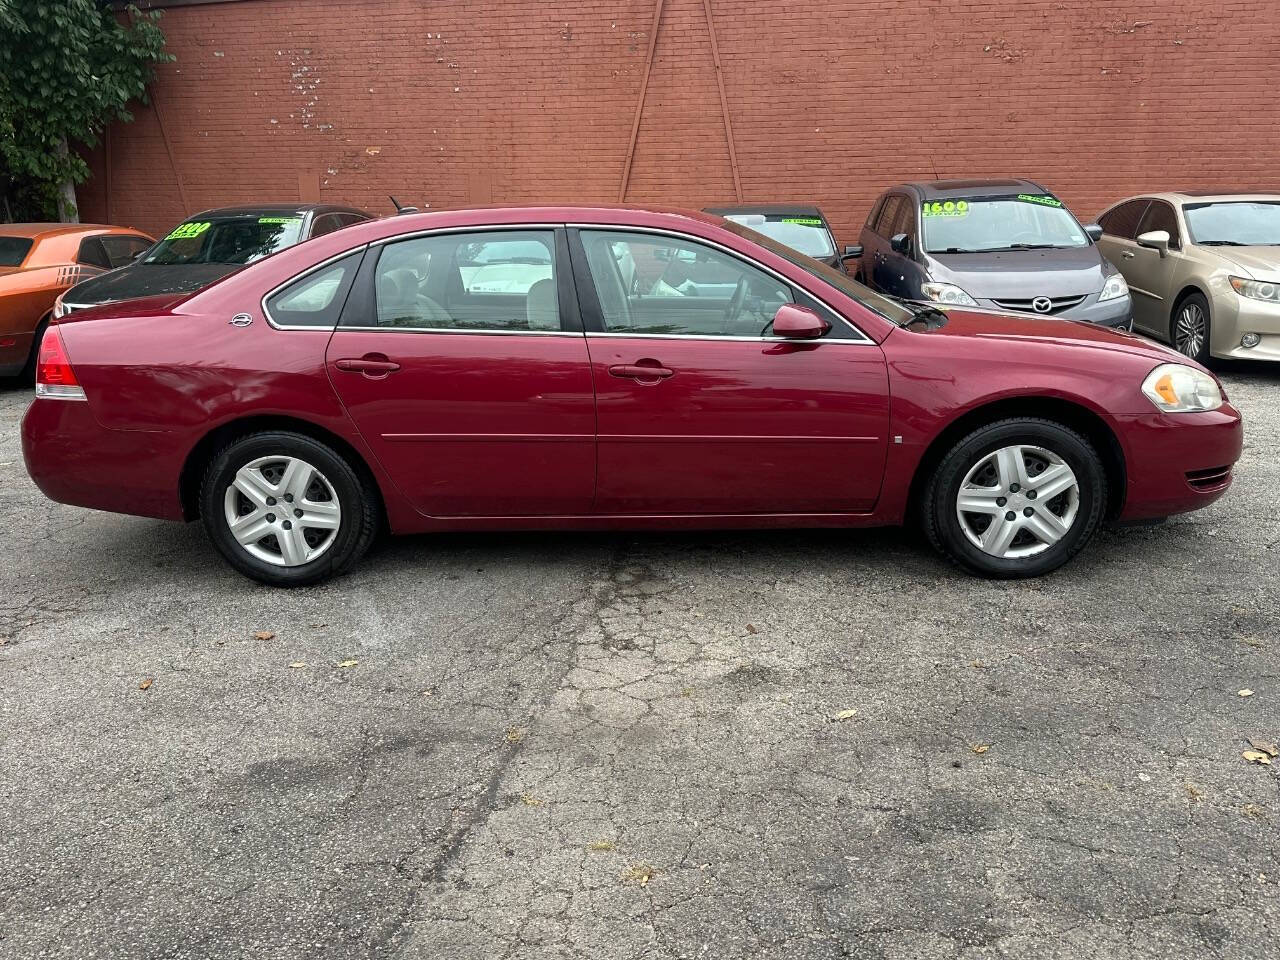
top-left (324, 227), bottom-right (596, 516)
top-left (1123, 200), bottom-right (1187, 336)
top-left (571, 228), bottom-right (890, 515)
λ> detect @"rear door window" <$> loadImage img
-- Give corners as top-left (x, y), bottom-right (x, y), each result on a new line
top-left (364, 229), bottom-right (561, 332)
top-left (1098, 199), bottom-right (1150, 240)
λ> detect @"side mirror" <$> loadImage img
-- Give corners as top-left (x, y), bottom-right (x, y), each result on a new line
top-left (842, 244), bottom-right (863, 260)
top-left (771, 303), bottom-right (830, 340)
top-left (1137, 230), bottom-right (1171, 258)
top-left (889, 233), bottom-right (910, 255)
top-left (1084, 223), bottom-right (1103, 242)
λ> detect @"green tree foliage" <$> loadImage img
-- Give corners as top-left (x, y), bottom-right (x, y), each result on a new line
top-left (0, 1), bottom-right (171, 221)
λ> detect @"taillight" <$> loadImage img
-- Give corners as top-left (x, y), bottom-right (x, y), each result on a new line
top-left (35, 326), bottom-right (86, 400)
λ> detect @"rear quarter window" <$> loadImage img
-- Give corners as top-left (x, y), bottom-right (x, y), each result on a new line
top-left (0, 236), bottom-right (35, 267)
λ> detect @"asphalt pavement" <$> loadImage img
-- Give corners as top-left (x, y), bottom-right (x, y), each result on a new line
top-left (0, 365), bottom-right (1277, 959)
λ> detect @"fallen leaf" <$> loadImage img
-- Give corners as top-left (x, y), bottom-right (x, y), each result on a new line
top-left (831, 709), bottom-right (857, 721)
top-left (504, 727), bottom-right (525, 744)
top-left (972, 744), bottom-right (991, 755)
top-left (1239, 689), bottom-right (1254, 698)
top-left (970, 660), bottom-right (988, 669)
top-left (1248, 738), bottom-right (1279, 758)
top-left (254, 631), bottom-right (275, 641)
top-left (519, 793), bottom-right (541, 807)
top-left (288, 661), bottom-right (307, 669)
top-left (745, 624), bottom-right (757, 634)
top-left (621, 863), bottom-right (658, 886)
top-left (1243, 803), bottom-right (1266, 819)
top-left (1184, 783), bottom-right (1203, 802)
top-left (587, 839), bottom-right (616, 852)
top-left (680, 687), bottom-right (694, 698)
top-left (138, 677), bottom-right (154, 691)
top-left (336, 659), bottom-right (359, 669)
top-left (1242, 750), bottom-right (1272, 766)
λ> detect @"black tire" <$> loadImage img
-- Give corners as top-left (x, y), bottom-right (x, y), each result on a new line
top-left (1170, 291), bottom-right (1212, 366)
top-left (921, 418), bottom-right (1107, 579)
top-left (19, 316), bottom-right (50, 385)
top-left (199, 431), bottom-right (379, 587)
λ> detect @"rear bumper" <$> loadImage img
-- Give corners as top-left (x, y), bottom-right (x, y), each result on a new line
top-left (21, 397), bottom-right (186, 520)
top-left (1114, 404), bottom-right (1243, 520)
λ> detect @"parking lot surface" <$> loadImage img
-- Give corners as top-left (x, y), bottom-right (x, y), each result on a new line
top-left (1, 368), bottom-right (1277, 960)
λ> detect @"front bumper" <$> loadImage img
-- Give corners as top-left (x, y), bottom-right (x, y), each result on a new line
top-left (973, 293), bottom-right (1133, 330)
top-left (1208, 290), bottom-right (1280, 361)
top-left (1113, 403), bottom-right (1243, 520)
top-left (22, 397), bottom-right (186, 520)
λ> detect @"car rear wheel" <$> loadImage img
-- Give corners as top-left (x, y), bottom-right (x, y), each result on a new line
top-left (1171, 292), bottom-right (1211, 364)
top-left (200, 431), bottom-right (379, 587)
top-left (922, 418), bottom-right (1106, 578)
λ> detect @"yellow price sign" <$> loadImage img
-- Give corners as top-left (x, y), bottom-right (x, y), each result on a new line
top-left (165, 221), bottom-right (211, 240)
top-left (922, 200), bottom-right (969, 218)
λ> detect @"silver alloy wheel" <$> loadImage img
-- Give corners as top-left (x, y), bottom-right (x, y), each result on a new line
top-left (955, 444), bottom-right (1081, 559)
top-left (1175, 302), bottom-right (1207, 358)
top-left (223, 455), bottom-right (342, 567)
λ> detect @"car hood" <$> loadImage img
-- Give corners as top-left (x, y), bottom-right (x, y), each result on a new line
top-left (1209, 246), bottom-right (1280, 280)
top-left (927, 245), bottom-right (1108, 299)
top-left (63, 262), bottom-right (241, 307)
top-left (908, 305), bottom-right (1185, 364)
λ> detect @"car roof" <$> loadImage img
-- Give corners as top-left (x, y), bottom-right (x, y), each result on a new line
top-left (185, 203), bottom-right (372, 219)
top-left (703, 204), bottom-right (828, 219)
top-left (897, 179), bottom-right (1048, 200)
top-left (1137, 191), bottom-right (1280, 205)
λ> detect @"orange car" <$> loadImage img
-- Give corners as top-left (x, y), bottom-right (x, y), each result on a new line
top-left (0, 223), bottom-right (154, 380)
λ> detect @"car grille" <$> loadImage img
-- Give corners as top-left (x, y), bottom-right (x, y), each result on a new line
top-left (1186, 465), bottom-right (1232, 491)
top-left (991, 294), bottom-right (1088, 315)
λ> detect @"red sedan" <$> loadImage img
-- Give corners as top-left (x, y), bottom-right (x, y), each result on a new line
top-left (22, 206), bottom-right (1242, 586)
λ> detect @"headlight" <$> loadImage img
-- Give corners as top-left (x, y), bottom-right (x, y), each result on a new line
top-left (52, 293), bottom-right (69, 318)
top-left (1099, 273), bottom-right (1129, 302)
top-left (1229, 276), bottom-right (1280, 302)
top-left (920, 282), bottom-right (977, 306)
top-left (1141, 363), bottom-right (1223, 413)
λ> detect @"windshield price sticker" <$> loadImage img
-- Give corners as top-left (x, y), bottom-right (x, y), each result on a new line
top-left (1016, 194), bottom-right (1063, 208)
top-left (258, 216), bottom-right (302, 225)
top-left (923, 200), bottom-right (969, 218)
top-left (781, 217), bottom-right (824, 226)
top-left (166, 221), bottom-right (211, 240)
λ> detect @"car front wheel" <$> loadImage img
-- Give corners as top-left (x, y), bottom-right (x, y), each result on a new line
top-left (200, 431), bottom-right (379, 587)
top-left (1171, 292), bottom-right (1211, 364)
top-left (922, 418), bottom-right (1106, 578)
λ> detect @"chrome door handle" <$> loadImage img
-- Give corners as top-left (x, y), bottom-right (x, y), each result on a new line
top-left (1121, 251), bottom-right (1136, 259)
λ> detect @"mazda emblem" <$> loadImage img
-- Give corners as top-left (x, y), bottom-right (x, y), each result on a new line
top-left (1031, 297), bottom-right (1053, 314)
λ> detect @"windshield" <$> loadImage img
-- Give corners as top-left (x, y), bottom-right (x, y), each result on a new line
top-left (0, 236), bottom-right (34, 267)
top-left (716, 218), bottom-right (915, 326)
top-left (142, 215), bottom-right (306, 265)
top-left (1184, 202), bottom-right (1280, 246)
top-left (721, 214), bottom-right (836, 258)
top-left (921, 195), bottom-right (1089, 253)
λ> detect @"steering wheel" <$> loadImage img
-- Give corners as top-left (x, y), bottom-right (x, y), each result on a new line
top-left (723, 277), bottom-right (748, 330)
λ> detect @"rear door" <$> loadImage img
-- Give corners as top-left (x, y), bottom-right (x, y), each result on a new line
top-left (322, 226), bottom-right (596, 516)
top-left (571, 227), bottom-right (890, 515)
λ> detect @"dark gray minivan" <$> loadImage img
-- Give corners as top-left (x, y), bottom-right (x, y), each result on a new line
top-left (857, 179), bottom-right (1133, 328)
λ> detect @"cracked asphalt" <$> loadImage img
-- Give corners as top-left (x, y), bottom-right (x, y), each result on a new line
top-left (0, 365), bottom-right (1277, 960)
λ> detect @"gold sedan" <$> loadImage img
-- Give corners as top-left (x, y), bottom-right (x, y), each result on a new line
top-left (1095, 191), bottom-right (1280, 363)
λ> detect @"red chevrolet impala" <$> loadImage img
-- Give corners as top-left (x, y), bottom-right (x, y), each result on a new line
top-left (22, 206), bottom-right (1242, 586)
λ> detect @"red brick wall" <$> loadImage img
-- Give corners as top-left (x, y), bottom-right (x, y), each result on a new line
top-left (79, 0), bottom-right (1280, 245)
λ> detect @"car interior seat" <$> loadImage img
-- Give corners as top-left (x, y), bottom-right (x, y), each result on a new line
top-left (525, 278), bottom-right (560, 330)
